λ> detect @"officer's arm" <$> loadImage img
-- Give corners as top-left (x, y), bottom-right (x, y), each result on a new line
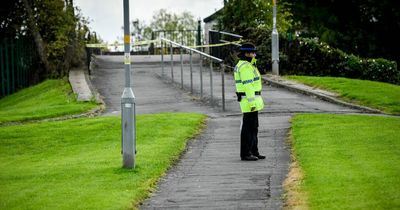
top-left (240, 65), bottom-right (256, 107)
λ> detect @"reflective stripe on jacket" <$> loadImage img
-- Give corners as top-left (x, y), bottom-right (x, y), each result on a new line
top-left (234, 60), bottom-right (264, 113)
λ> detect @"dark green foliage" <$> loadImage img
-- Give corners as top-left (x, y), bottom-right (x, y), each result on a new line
top-left (363, 58), bottom-right (399, 84)
top-left (221, 0), bottom-right (399, 84)
top-left (222, 0), bottom-right (293, 34)
top-left (220, 0), bottom-right (291, 71)
top-left (281, 38), bottom-right (399, 84)
top-left (242, 28), bottom-right (273, 73)
top-left (282, 0), bottom-right (400, 65)
top-left (1, 0), bottom-right (91, 79)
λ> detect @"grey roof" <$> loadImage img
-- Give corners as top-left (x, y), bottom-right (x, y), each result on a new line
top-left (203, 8), bottom-right (224, 23)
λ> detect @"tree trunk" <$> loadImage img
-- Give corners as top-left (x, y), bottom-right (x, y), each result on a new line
top-left (62, 0), bottom-right (77, 77)
top-left (22, 0), bottom-right (50, 75)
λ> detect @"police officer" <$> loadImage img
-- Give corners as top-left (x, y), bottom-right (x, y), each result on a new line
top-left (234, 43), bottom-right (266, 161)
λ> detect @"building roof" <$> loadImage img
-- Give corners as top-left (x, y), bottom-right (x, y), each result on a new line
top-left (203, 8), bottom-right (224, 23)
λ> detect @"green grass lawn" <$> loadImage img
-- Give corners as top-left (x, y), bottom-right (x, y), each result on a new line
top-left (291, 114), bottom-right (400, 210)
top-left (284, 76), bottom-right (400, 114)
top-left (0, 79), bottom-right (98, 124)
top-left (0, 113), bottom-right (206, 210)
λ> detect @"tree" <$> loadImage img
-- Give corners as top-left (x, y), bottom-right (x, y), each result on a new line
top-left (150, 9), bottom-right (197, 31)
top-left (122, 9), bottom-right (198, 46)
top-left (220, 0), bottom-right (295, 70)
top-left (0, 1), bottom-right (27, 39)
top-left (222, 0), bottom-right (294, 34)
top-left (283, 0), bottom-right (400, 63)
top-left (1, 0), bottom-right (91, 79)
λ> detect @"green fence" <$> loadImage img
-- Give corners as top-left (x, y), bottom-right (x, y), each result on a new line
top-left (0, 38), bottom-right (36, 98)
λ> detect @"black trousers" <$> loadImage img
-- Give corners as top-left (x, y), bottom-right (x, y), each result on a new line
top-left (240, 111), bottom-right (259, 158)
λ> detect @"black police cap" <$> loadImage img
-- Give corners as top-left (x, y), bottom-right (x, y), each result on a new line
top-left (239, 43), bottom-right (257, 52)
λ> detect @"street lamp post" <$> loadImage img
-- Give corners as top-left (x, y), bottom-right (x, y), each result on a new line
top-left (271, 0), bottom-right (279, 75)
top-left (121, 0), bottom-right (136, 169)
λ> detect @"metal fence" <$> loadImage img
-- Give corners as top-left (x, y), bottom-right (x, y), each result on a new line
top-left (160, 38), bottom-right (227, 111)
top-left (153, 30), bottom-right (200, 47)
top-left (151, 29), bottom-right (202, 56)
top-left (209, 30), bottom-right (242, 67)
top-left (0, 38), bottom-right (36, 98)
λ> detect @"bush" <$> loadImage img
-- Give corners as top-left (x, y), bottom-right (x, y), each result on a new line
top-left (224, 28), bottom-right (399, 85)
top-left (363, 58), bottom-right (399, 84)
top-left (281, 37), bottom-right (399, 85)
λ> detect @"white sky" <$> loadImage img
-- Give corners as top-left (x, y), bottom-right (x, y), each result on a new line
top-left (74, 0), bottom-right (224, 43)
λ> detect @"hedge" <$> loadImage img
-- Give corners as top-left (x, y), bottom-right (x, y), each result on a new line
top-left (233, 28), bottom-right (399, 85)
top-left (280, 37), bottom-right (400, 85)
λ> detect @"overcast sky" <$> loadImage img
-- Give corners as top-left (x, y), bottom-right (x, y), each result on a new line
top-left (74, 0), bottom-right (224, 43)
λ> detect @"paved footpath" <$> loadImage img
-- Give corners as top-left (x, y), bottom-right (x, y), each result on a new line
top-left (90, 55), bottom-right (364, 210)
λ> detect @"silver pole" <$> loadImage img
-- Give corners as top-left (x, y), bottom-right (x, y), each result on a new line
top-left (200, 55), bottom-right (203, 98)
top-left (161, 40), bottom-right (164, 76)
top-left (180, 47), bottom-right (183, 89)
top-left (170, 43), bottom-right (174, 82)
top-left (210, 61), bottom-right (213, 106)
top-left (121, 0), bottom-right (135, 169)
top-left (221, 63), bottom-right (225, 111)
top-left (190, 51), bottom-right (193, 94)
top-left (272, 0), bottom-right (279, 75)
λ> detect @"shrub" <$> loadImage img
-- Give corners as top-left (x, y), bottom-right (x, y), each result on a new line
top-left (363, 58), bottom-right (399, 84)
top-left (281, 37), bottom-right (399, 85)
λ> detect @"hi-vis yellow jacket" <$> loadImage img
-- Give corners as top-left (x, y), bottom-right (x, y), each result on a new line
top-left (234, 60), bottom-right (264, 113)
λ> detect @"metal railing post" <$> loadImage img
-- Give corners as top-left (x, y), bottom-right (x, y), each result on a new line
top-left (161, 40), bottom-right (164, 76)
top-left (200, 55), bottom-right (203, 98)
top-left (210, 60), bottom-right (213, 106)
top-left (170, 43), bottom-right (174, 82)
top-left (190, 51), bottom-right (193, 94)
top-left (221, 63), bottom-right (225, 111)
top-left (160, 38), bottom-right (224, 108)
top-left (180, 47), bottom-right (183, 89)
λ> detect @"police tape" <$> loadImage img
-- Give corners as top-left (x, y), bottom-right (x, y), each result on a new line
top-left (85, 43), bottom-right (108, 48)
top-left (187, 40), bottom-right (242, 48)
top-left (86, 40), bottom-right (160, 48)
top-left (86, 39), bottom-right (243, 48)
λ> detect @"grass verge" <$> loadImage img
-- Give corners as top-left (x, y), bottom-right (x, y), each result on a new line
top-left (288, 114), bottom-right (400, 210)
top-left (284, 76), bottom-right (400, 114)
top-left (0, 113), bottom-right (206, 210)
top-left (0, 79), bottom-right (98, 124)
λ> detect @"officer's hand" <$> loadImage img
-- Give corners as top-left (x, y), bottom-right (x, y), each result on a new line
top-left (251, 107), bottom-right (256, 112)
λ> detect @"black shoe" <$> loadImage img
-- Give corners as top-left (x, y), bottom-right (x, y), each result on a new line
top-left (241, 155), bottom-right (258, 161)
top-left (255, 154), bottom-right (266, 159)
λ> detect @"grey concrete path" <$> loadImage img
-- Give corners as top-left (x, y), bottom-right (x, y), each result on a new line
top-left (90, 56), bottom-right (216, 115)
top-left (68, 68), bottom-right (93, 101)
top-left (140, 115), bottom-right (291, 210)
top-left (89, 55), bottom-right (364, 210)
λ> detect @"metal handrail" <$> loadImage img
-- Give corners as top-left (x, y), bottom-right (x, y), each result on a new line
top-left (209, 30), bottom-right (243, 38)
top-left (161, 38), bottom-right (223, 63)
top-left (160, 38), bottom-right (226, 111)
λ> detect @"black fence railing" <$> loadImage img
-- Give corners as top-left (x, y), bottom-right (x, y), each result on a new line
top-left (0, 38), bottom-right (36, 98)
top-left (209, 30), bottom-right (242, 67)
